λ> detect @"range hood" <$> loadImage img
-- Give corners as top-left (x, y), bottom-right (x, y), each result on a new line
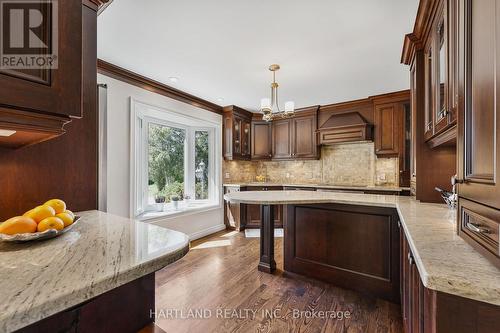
top-left (317, 111), bottom-right (373, 144)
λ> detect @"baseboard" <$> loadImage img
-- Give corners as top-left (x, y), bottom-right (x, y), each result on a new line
top-left (188, 224), bottom-right (226, 241)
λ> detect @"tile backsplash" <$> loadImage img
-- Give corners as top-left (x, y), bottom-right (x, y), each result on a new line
top-left (223, 142), bottom-right (399, 187)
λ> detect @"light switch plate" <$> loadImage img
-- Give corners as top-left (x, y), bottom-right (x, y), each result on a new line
top-left (225, 172), bottom-right (230, 179)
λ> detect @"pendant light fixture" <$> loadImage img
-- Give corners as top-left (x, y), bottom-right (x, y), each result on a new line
top-left (260, 64), bottom-right (295, 122)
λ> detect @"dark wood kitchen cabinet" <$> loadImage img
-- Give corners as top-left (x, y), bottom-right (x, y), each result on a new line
top-left (401, 223), bottom-right (500, 333)
top-left (400, 226), bottom-right (424, 333)
top-left (374, 102), bottom-right (403, 157)
top-left (272, 118), bottom-right (292, 159)
top-left (456, 0), bottom-right (500, 268)
top-left (272, 107), bottom-right (319, 160)
top-left (251, 118), bottom-right (272, 160)
top-left (223, 105), bottom-right (252, 160)
top-left (402, 0), bottom-right (457, 203)
top-left (421, 0), bottom-right (458, 148)
top-left (0, 0), bottom-right (94, 149)
top-left (285, 204), bottom-right (401, 303)
top-left (372, 92), bottom-right (411, 187)
top-left (292, 111), bottom-right (318, 158)
top-left (244, 186), bottom-right (283, 229)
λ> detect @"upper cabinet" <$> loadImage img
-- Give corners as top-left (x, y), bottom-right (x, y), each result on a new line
top-left (0, 0), bottom-right (93, 149)
top-left (372, 92), bottom-right (411, 187)
top-left (422, 0), bottom-right (458, 147)
top-left (402, 0), bottom-right (459, 203)
top-left (272, 118), bottom-right (293, 159)
top-left (374, 103), bottom-right (403, 157)
top-left (272, 107), bottom-right (319, 160)
top-left (251, 117), bottom-right (272, 160)
top-left (223, 106), bottom-right (252, 160)
top-left (224, 106), bottom-right (319, 161)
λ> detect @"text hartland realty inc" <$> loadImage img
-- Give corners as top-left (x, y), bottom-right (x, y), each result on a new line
top-left (151, 308), bottom-right (352, 320)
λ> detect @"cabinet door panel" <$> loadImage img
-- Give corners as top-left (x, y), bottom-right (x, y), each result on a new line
top-left (272, 119), bottom-right (292, 159)
top-left (293, 116), bottom-right (317, 158)
top-left (0, 0), bottom-right (82, 118)
top-left (459, 0), bottom-right (500, 209)
top-left (375, 103), bottom-right (402, 156)
top-left (251, 121), bottom-right (272, 159)
top-left (245, 204), bottom-right (282, 228)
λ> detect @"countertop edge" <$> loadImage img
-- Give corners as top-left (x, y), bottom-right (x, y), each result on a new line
top-left (6, 242), bottom-right (189, 333)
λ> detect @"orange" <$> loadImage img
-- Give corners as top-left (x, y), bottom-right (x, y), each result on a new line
top-left (44, 199), bottom-right (66, 214)
top-left (64, 210), bottom-right (75, 219)
top-left (0, 216), bottom-right (37, 235)
top-left (37, 217), bottom-right (64, 232)
top-left (23, 205), bottom-right (55, 223)
top-left (55, 212), bottom-right (74, 227)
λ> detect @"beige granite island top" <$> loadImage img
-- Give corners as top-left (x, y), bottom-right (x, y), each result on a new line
top-left (0, 210), bottom-right (189, 333)
top-left (224, 190), bottom-right (500, 306)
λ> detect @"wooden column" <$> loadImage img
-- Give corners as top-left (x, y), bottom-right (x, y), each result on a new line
top-left (258, 204), bottom-right (276, 273)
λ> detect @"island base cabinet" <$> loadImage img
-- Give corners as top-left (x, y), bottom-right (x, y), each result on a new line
top-left (16, 274), bottom-right (154, 333)
top-left (284, 203), bottom-right (401, 303)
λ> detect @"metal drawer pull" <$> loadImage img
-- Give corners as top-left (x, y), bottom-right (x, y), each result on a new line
top-left (466, 222), bottom-right (490, 234)
top-left (407, 252), bottom-right (414, 265)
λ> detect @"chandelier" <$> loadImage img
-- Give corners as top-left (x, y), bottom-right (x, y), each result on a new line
top-left (260, 64), bottom-right (295, 122)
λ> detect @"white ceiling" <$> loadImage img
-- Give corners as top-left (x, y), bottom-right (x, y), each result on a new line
top-left (97, 0), bottom-right (418, 111)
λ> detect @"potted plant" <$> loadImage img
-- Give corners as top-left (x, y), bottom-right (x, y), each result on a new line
top-left (171, 196), bottom-right (180, 210)
top-left (154, 194), bottom-right (166, 212)
top-left (184, 195), bottom-right (191, 207)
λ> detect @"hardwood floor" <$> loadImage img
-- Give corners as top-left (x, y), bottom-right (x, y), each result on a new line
top-left (152, 230), bottom-right (403, 333)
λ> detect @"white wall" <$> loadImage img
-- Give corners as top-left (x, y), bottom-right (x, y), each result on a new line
top-left (98, 73), bottom-right (225, 240)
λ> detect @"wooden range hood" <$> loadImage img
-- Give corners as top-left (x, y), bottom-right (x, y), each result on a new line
top-left (317, 111), bottom-right (373, 144)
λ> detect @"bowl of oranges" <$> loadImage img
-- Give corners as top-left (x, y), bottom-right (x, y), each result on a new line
top-left (0, 199), bottom-right (80, 242)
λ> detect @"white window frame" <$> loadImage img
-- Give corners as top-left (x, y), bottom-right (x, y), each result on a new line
top-left (130, 98), bottom-right (221, 218)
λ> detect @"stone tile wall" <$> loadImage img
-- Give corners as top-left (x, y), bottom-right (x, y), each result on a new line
top-left (223, 142), bottom-right (399, 187)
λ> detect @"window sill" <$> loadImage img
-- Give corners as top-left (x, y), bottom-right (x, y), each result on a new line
top-left (137, 202), bottom-right (221, 222)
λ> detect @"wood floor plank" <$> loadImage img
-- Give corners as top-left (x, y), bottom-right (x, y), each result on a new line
top-left (151, 230), bottom-right (403, 333)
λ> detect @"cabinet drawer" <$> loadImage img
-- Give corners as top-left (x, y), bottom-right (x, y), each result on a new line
top-left (459, 199), bottom-right (500, 267)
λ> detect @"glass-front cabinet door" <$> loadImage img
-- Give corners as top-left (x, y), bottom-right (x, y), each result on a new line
top-left (424, 44), bottom-right (434, 140)
top-left (233, 117), bottom-right (241, 156)
top-left (434, 3), bottom-right (449, 133)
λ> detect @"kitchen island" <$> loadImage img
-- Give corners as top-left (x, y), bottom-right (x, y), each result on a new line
top-left (224, 190), bottom-right (500, 332)
top-left (0, 210), bottom-right (189, 333)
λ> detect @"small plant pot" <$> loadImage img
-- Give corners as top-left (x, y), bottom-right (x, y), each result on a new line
top-left (172, 201), bottom-right (179, 210)
top-left (155, 203), bottom-right (164, 212)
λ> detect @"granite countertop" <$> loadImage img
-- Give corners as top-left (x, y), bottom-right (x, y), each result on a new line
top-left (223, 182), bottom-right (407, 192)
top-left (0, 210), bottom-right (189, 333)
top-left (224, 191), bottom-right (500, 306)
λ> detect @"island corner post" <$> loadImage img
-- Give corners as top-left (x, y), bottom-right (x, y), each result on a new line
top-left (258, 204), bottom-right (276, 273)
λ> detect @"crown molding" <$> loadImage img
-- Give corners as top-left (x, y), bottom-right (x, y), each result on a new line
top-left (97, 59), bottom-right (223, 115)
top-left (401, 0), bottom-right (440, 65)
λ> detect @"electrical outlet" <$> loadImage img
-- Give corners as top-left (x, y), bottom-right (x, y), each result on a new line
top-left (286, 172), bottom-right (290, 178)
top-left (225, 172), bottom-right (230, 179)
top-left (379, 173), bottom-right (386, 181)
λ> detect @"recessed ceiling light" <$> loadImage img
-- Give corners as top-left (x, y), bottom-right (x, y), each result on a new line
top-left (0, 129), bottom-right (16, 137)
top-left (168, 77), bottom-right (179, 83)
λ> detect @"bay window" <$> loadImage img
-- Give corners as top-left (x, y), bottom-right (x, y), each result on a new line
top-left (131, 99), bottom-right (221, 217)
